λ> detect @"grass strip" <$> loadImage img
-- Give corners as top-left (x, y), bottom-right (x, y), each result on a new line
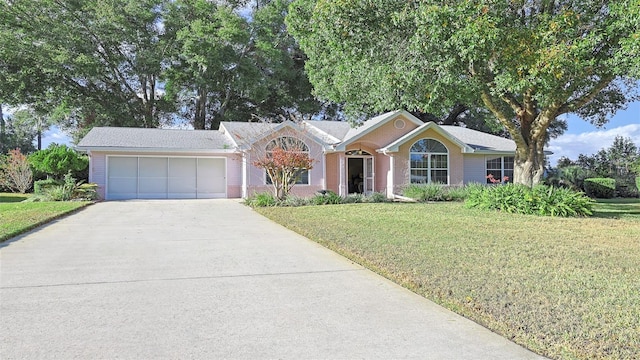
top-left (0, 201), bottom-right (91, 242)
top-left (256, 202), bottom-right (640, 360)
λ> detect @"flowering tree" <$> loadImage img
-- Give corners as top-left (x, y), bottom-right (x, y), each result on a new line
top-left (253, 136), bottom-right (315, 200)
top-left (0, 148), bottom-right (33, 193)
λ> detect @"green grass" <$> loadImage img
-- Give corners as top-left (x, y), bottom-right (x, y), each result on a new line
top-left (256, 202), bottom-right (640, 360)
top-left (593, 198), bottom-right (640, 219)
top-left (0, 194), bottom-right (91, 242)
top-left (0, 192), bottom-right (30, 203)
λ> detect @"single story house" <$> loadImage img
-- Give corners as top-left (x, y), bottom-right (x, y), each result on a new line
top-left (77, 110), bottom-right (517, 200)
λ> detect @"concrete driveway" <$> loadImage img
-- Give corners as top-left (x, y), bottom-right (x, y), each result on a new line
top-left (1, 200), bottom-right (544, 359)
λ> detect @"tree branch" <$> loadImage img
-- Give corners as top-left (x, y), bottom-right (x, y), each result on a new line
top-left (557, 75), bottom-right (615, 115)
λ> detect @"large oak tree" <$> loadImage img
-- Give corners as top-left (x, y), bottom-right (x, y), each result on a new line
top-left (287, 0), bottom-right (640, 186)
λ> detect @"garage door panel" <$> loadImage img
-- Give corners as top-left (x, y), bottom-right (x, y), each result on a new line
top-left (108, 157), bottom-right (138, 199)
top-left (168, 158), bottom-right (197, 198)
top-left (139, 158), bottom-right (167, 177)
top-left (107, 156), bottom-right (226, 200)
top-left (197, 158), bottom-right (226, 198)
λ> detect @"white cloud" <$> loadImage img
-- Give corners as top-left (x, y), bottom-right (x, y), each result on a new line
top-left (548, 124), bottom-right (640, 165)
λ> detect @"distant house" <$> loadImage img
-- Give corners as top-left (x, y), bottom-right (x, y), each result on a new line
top-left (77, 110), bottom-right (517, 200)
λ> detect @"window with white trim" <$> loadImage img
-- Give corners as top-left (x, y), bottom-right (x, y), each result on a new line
top-left (265, 137), bottom-right (310, 185)
top-left (486, 156), bottom-right (514, 184)
top-left (410, 139), bottom-right (449, 184)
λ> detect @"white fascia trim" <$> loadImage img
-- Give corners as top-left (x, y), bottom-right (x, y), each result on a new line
top-left (76, 147), bottom-right (239, 154)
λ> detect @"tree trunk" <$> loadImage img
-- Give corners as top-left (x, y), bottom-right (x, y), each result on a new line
top-left (194, 87), bottom-right (207, 130)
top-left (512, 116), bottom-right (550, 187)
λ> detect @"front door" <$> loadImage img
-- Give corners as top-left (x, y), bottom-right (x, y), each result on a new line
top-left (347, 155), bottom-right (374, 194)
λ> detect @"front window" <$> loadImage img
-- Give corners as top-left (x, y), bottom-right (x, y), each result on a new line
top-left (410, 139), bottom-right (449, 184)
top-left (486, 156), bottom-right (514, 184)
top-left (265, 137), bottom-right (310, 185)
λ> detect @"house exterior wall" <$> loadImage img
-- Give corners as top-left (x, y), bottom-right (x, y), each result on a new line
top-left (463, 154), bottom-right (487, 184)
top-left (88, 150), bottom-right (241, 199)
top-left (325, 152), bottom-right (339, 193)
top-left (393, 128), bottom-right (465, 193)
top-left (89, 152), bottom-right (107, 199)
top-left (244, 128), bottom-right (326, 197)
top-left (340, 114), bottom-right (420, 195)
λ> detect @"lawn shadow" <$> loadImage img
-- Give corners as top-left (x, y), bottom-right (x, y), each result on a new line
top-left (593, 198), bottom-right (640, 220)
top-left (0, 195), bottom-right (28, 203)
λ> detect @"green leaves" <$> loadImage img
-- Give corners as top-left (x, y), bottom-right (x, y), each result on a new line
top-left (464, 184), bottom-right (595, 217)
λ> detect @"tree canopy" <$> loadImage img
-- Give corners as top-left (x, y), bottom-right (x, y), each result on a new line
top-left (287, 0), bottom-right (640, 186)
top-left (0, 0), bottom-right (338, 139)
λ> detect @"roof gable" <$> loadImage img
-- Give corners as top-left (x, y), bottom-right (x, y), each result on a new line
top-left (220, 120), bottom-right (331, 150)
top-left (380, 122), bottom-right (476, 154)
top-left (334, 110), bottom-right (423, 151)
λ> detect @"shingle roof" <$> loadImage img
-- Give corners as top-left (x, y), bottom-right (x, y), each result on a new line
top-left (219, 122), bottom-right (277, 147)
top-left (77, 127), bottom-right (235, 150)
top-left (440, 126), bottom-right (516, 152)
top-left (77, 113), bottom-right (517, 155)
top-left (303, 120), bottom-right (351, 143)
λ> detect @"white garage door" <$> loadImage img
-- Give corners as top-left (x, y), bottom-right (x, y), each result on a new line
top-left (107, 156), bottom-right (226, 200)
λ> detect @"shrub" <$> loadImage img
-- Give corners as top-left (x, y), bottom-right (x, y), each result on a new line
top-left (0, 149), bottom-right (33, 193)
top-left (245, 192), bottom-right (277, 207)
top-left (311, 190), bottom-right (342, 205)
top-left (442, 186), bottom-right (468, 202)
top-left (403, 183), bottom-right (446, 201)
top-left (34, 179), bottom-right (62, 194)
top-left (465, 184), bottom-right (594, 217)
top-left (366, 192), bottom-right (389, 203)
top-left (27, 173), bottom-right (97, 202)
top-left (29, 144), bottom-right (88, 180)
top-left (403, 184), bottom-right (469, 202)
top-left (584, 178), bottom-right (616, 198)
top-left (280, 195), bottom-right (310, 207)
top-left (343, 193), bottom-right (365, 204)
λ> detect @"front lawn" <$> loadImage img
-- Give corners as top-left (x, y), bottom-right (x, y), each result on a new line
top-left (256, 202), bottom-right (640, 360)
top-left (0, 194), bottom-right (91, 241)
top-left (593, 198), bottom-right (640, 219)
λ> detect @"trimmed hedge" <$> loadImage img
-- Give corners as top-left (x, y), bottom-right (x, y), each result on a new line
top-left (584, 178), bottom-right (616, 198)
top-left (33, 179), bottom-right (63, 195)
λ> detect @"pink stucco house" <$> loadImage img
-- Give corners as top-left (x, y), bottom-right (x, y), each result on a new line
top-left (77, 110), bottom-right (517, 200)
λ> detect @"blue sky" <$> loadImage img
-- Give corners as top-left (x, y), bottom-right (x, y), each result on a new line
top-left (547, 101), bottom-right (640, 165)
top-left (29, 99), bottom-right (640, 166)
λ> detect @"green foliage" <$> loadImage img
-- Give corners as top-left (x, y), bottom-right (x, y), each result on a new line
top-left (0, 110), bottom-right (38, 154)
top-left (33, 179), bottom-right (62, 195)
top-left (584, 178), bottom-right (616, 199)
top-left (29, 173), bottom-right (97, 202)
top-left (465, 184), bottom-right (594, 217)
top-left (403, 184), bottom-right (468, 202)
top-left (403, 183), bottom-right (445, 201)
top-left (245, 192), bottom-right (278, 207)
top-left (29, 144), bottom-right (88, 180)
top-left (311, 190), bottom-right (342, 205)
top-left (287, 0), bottom-right (640, 186)
top-left (366, 192), bottom-right (389, 203)
top-left (0, 0), bottom-right (171, 137)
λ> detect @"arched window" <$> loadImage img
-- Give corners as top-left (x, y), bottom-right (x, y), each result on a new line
top-left (409, 139), bottom-right (449, 184)
top-left (265, 137), bottom-right (310, 185)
